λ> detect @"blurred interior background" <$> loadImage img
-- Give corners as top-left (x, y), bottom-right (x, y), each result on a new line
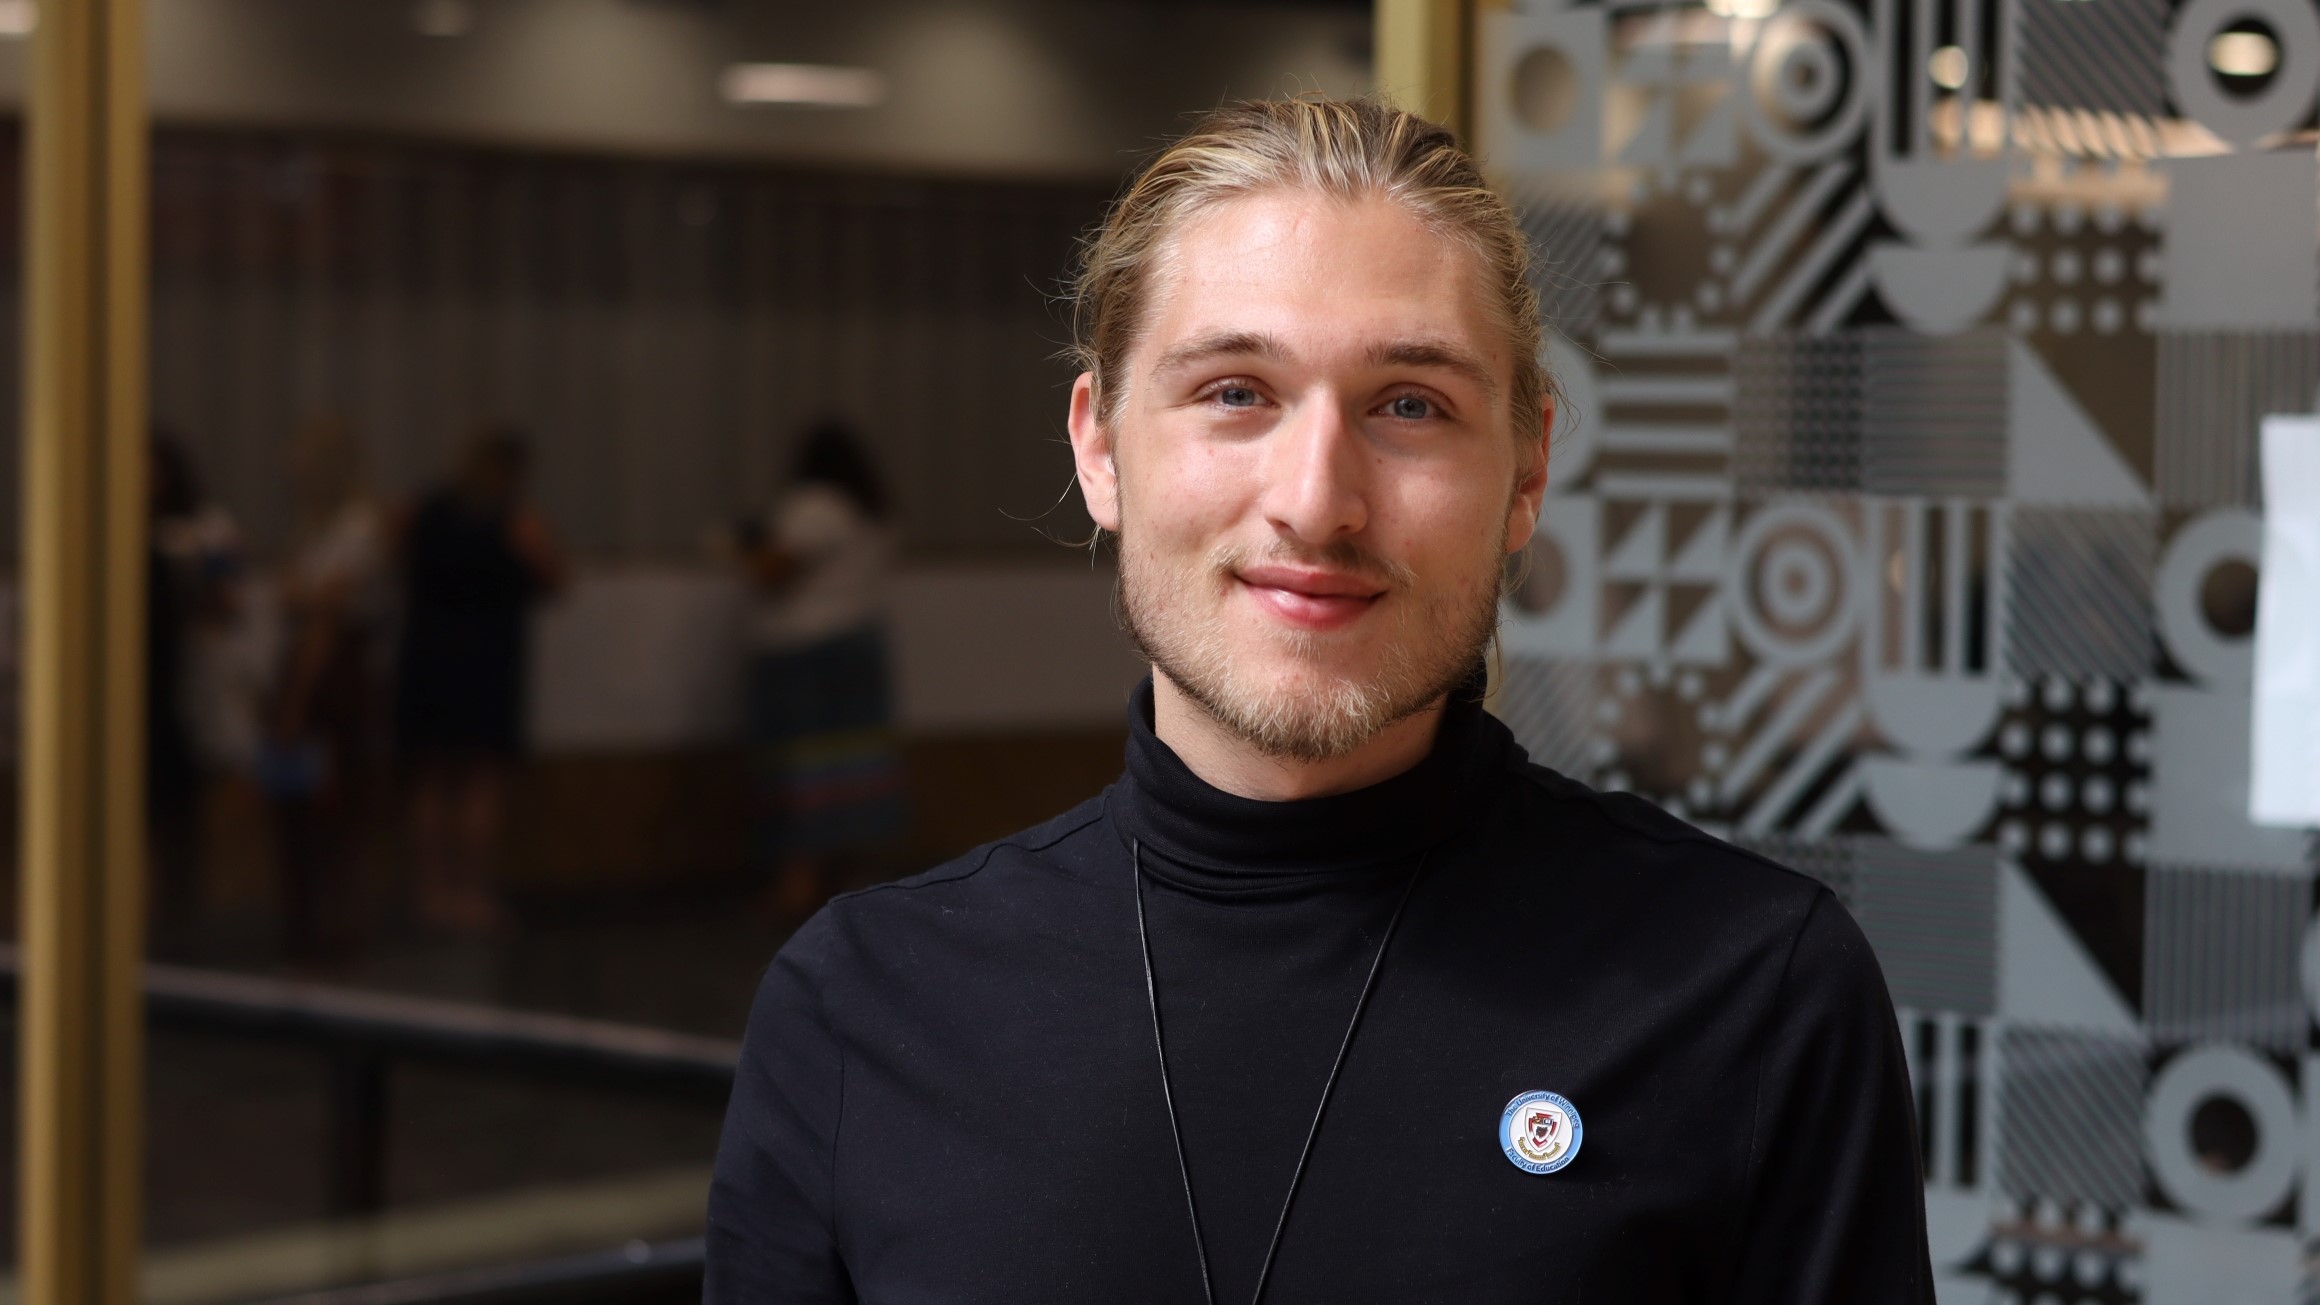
top-left (0, 2), bottom-right (1370, 1300)
top-left (3, 0), bottom-right (2319, 1299)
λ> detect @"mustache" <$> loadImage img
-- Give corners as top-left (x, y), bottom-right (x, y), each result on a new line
top-left (1208, 538), bottom-right (1417, 591)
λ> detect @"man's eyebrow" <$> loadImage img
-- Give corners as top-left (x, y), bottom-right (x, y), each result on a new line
top-left (1368, 339), bottom-right (1500, 399)
top-left (1150, 330), bottom-right (1290, 377)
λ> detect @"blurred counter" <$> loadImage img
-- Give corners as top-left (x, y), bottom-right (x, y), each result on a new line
top-left (528, 561), bottom-right (1143, 748)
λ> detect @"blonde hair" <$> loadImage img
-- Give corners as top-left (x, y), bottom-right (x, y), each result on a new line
top-left (1069, 96), bottom-right (1552, 439)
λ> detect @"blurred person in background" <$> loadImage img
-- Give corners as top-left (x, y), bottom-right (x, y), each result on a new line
top-left (148, 430), bottom-right (251, 944)
top-left (393, 424), bottom-right (566, 936)
top-left (263, 416), bottom-right (390, 965)
top-left (732, 420), bottom-right (905, 919)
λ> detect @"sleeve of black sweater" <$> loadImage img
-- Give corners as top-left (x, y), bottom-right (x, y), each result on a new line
top-left (705, 917), bottom-right (856, 1305)
top-left (1727, 890), bottom-right (1935, 1304)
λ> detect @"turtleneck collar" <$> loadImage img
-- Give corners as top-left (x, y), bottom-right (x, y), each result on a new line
top-left (1108, 668), bottom-right (1521, 890)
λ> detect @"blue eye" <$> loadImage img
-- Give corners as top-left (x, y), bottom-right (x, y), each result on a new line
top-left (1387, 395), bottom-right (1434, 420)
top-left (1217, 385), bottom-right (1259, 408)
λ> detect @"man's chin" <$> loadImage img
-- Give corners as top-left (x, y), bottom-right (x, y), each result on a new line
top-left (1217, 644), bottom-right (1391, 700)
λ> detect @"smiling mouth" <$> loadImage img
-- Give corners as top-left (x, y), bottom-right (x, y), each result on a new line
top-left (1234, 565), bottom-right (1389, 632)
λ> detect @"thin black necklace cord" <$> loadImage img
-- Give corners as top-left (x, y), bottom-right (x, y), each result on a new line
top-left (1132, 839), bottom-right (1432, 1305)
top-left (1134, 838), bottom-right (1217, 1305)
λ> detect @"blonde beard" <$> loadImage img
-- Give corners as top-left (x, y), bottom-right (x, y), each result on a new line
top-left (1118, 533), bottom-right (1504, 764)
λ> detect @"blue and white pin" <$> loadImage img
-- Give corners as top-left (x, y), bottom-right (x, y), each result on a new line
top-left (1500, 1090), bottom-right (1582, 1174)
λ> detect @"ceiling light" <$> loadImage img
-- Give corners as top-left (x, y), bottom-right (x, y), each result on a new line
top-left (1929, 44), bottom-right (1970, 90)
top-left (2209, 29), bottom-right (2280, 77)
top-left (413, 0), bottom-right (473, 38)
top-left (0, 0), bottom-right (38, 38)
top-left (719, 63), bottom-right (888, 108)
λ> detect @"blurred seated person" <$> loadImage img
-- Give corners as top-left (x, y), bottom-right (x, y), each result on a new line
top-left (264, 416), bottom-right (390, 964)
top-left (732, 421), bottom-right (906, 918)
top-left (393, 425), bottom-right (566, 935)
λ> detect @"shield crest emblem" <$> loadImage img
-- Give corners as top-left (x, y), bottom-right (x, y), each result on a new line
top-left (1500, 1090), bottom-right (1583, 1174)
top-left (1527, 1109), bottom-right (1557, 1150)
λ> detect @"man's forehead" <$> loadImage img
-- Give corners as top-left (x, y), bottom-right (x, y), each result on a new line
top-left (1138, 191), bottom-right (1507, 367)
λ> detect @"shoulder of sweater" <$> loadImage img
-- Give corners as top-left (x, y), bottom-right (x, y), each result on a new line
top-left (824, 791), bottom-right (1111, 907)
top-left (771, 793), bottom-right (1114, 993)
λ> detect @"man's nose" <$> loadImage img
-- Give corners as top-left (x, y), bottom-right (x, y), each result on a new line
top-left (1257, 395), bottom-right (1368, 544)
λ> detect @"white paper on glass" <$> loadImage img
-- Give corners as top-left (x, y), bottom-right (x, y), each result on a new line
top-left (2250, 414), bottom-right (2320, 827)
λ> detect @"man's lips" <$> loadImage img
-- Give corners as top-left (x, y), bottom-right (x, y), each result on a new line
top-left (1234, 564), bottom-right (1388, 631)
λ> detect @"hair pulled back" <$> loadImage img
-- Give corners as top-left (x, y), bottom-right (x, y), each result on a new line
top-left (1069, 96), bottom-right (1552, 440)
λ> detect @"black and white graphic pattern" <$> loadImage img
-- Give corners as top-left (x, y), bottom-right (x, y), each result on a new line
top-left (1979, 1203), bottom-right (2143, 1303)
top-left (2003, 510), bottom-right (2157, 682)
top-left (1486, 0), bottom-right (2320, 1277)
top-left (2142, 864), bottom-right (2309, 1051)
top-left (1993, 674), bottom-right (2153, 872)
top-left (1734, 333), bottom-right (1864, 492)
top-left (1996, 1027), bottom-right (2148, 1213)
top-left (1857, 842), bottom-right (1999, 1015)
top-left (1495, 654), bottom-right (1602, 779)
top-left (2154, 330), bottom-right (2320, 508)
top-left (1513, 184), bottom-right (1607, 339)
top-left (1862, 327), bottom-right (2010, 497)
top-left (2015, 0), bottom-right (2170, 119)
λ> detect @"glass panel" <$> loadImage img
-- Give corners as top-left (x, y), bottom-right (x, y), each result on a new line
top-left (1477, 0), bottom-right (2320, 1291)
top-left (122, 1), bottom-right (1369, 1298)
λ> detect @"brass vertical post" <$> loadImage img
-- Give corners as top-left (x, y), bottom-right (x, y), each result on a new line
top-left (1374, 0), bottom-right (1471, 138)
top-left (20, 0), bottom-right (149, 1301)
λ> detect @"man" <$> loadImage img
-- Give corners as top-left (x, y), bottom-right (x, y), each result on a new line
top-left (708, 97), bottom-right (1931, 1304)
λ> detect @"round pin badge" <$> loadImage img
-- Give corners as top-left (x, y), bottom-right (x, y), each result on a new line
top-left (1500, 1090), bottom-right (1583, 1174)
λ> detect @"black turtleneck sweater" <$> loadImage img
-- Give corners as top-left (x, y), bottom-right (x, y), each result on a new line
top-left (706, 681), bottom-right (1932, 1304)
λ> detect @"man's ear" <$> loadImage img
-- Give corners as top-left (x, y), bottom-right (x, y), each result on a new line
top-left (1068, 372), bottom-right (1122, 532)
top-left (1504, 395), bottom-right (1553, 552)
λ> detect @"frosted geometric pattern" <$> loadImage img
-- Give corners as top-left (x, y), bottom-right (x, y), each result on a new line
top-left (1478, 0), bottom-right (2320, 1283)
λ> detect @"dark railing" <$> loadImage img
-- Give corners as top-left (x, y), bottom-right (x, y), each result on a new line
top-left (0, 942), bottom-right (739, 1212)
top-left (242, 1236), bottom-right (707, 1305)
top-left (0, 944), bottom-right (740, 1301)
